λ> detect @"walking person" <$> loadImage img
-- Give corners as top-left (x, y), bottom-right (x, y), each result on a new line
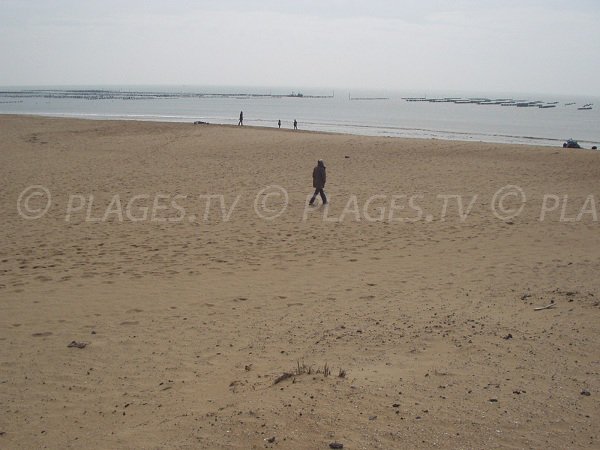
top-left (309, 159), bottom-right (327, 206)
top-left (293, 119), bottom-right (298, 130)
top-left (238, 111), bottom-right (243, 126)
top-left (278, 119), bottom-right (281, 129)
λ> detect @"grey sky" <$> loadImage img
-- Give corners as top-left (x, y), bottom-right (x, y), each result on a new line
top-left (1, 0), bottom-right (599, 95)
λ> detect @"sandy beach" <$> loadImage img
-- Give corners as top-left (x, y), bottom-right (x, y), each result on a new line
top-left (1, 115), bottom-right (599, 449)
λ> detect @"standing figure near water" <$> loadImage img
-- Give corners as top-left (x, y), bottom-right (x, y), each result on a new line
top-left (238, 111), bottom-right (243, 126)
top-left (293, 119), bottom-right (298, 130)
top-left (278, 119), bottom-right (281, 129)
top-left (309, 159), bottom-right (327, 206)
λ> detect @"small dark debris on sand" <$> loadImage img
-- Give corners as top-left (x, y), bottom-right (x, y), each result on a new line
top-left (273, 372), bottom-right (294, 385)
top-left (581, 389), bottom-right (591, 396)
top-left (329, 442), bottom-right (344, 449)
top-left (32, 332), bottom-right (53, 337)
top-left (67, 341), bottom-right (88, 349)
top-left (194, 121), bottom-right (209, 125)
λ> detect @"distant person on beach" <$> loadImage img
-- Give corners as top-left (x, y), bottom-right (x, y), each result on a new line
top-left (238, 111), bottom-right (243, 126)
top-left (294, 119), bottom-right (298, 130)
top-left (309, 159), bottom-right (327, 206)
top-left (278, 119), bottom-right (281, 129)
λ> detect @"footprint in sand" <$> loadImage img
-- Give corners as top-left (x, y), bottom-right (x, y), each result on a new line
top-left (126, 308), bottom-right (143, 313)
top-left (119, 321), bottom-right (139, 326)
top-left (35, 275), bottom-right (53, 282)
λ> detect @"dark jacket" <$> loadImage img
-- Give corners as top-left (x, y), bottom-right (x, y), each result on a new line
top-left (312, 160), bottom-right (326, 189)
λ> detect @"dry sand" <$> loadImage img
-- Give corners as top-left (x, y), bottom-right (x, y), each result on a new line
top-left (1, 115), bottom-right (599, 449)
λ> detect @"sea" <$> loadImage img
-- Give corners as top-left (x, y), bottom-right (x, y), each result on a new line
top-left (0, 85), bottom-right (598, 148)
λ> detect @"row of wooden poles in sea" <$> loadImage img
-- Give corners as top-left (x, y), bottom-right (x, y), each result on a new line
top-left (0, 90), bottom-right (594, 110)
top-left (403, 97), bottom-right (593, 110)
top-left (0, 90), bottom-right (334, 100)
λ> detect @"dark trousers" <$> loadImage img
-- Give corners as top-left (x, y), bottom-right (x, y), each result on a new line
top-left (310, 188), bottom-right (327, 205)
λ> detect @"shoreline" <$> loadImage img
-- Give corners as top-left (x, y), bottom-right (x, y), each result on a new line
top-left (1, 85), bottom-right (598, 149)
top-left (1, 112), bottom-right (596, 151)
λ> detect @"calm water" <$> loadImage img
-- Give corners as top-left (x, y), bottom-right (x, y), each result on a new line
top-left (1, 86), bottom-right (598, 148)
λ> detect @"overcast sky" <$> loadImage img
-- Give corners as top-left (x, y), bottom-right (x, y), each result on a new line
top-left (1, 0), bottom-right (599, 95)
